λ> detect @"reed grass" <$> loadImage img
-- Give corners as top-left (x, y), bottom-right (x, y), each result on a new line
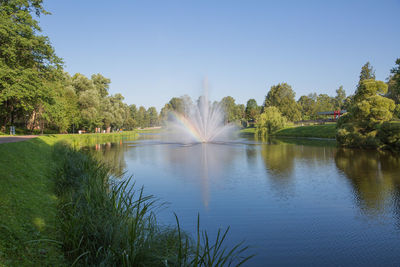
top-left (54, 143), bottom-right (254, 266)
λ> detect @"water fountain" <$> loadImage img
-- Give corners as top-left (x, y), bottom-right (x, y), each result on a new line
top-left (165, 84), bottom-right (236, 143)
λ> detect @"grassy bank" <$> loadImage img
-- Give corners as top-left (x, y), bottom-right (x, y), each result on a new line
top-left (274, 124), bottom-right (337, 139)
top-left (0, 132), bottom-right (136, 266)
top-left (239, 124), bottom-right (337, 139)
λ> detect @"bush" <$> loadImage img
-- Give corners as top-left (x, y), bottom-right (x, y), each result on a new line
top-left (255, 107), bottom-right (287, 136)
top-left (394, 104), bottom-right (400, 119)
top-left (377, 122), bottom-right (400, 151)
top-left (336, 79), bottom-right (396, 149)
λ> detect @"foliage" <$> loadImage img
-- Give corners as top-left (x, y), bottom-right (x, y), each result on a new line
top-left (394, 104), bottom-right (400, 119)
top-left (387, 58), bottom-right (400, 104)
top-left (245, 99), bottom-right (260, 123)
top-left (220, 96), bottom-right (238, 122)
top-left (315, 94), bottom-right (335, 115)
top-left (358, 62), bottom-right (376, 86)
top-left (255, 106), bottom-right (287, 135)
top-left (335, 86), bottom-right (346, 110)
top-left (297, 93), bottom-right (316, 120)
top-left (337, 79), bottom-right (396, 149)
top-left (263, 83), bottom-right (301, 121)
top-left (376, 121), bottom-right (400, 151)
top-left (147, 106), bottom-right (159, 127)
top-left (0, 1), bottom-right (158, 133)
top-left (0, 0), bottom-right (62, 128)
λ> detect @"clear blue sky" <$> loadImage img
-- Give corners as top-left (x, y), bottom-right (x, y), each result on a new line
top-left (40, 0), bottom-right (400, 110)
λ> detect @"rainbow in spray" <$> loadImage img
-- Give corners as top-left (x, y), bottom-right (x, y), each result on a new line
top-left (166, 93), bottom-right (236, 143)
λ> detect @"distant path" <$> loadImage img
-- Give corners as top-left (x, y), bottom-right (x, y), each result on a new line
top-left (0, 135), bottom-right (38, 144)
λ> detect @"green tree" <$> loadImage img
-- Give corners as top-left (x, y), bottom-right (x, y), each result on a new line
top-left (220, 96), bottom-right (237, 122)
top-left (263, 83), bottom-right (301, 122)
top-left (147, 107), bottom-right (159, 127)
top-left (71, 73), bottom-right (102, 130)
top-left (245, 99), bottom-right (259, 122)
top-left (42, 74), bottom-right (79, 133)
top-left (92, 73), bottom-right (110, 98)
top-left (168, 97), bottom-right (184, 114)
top-left (335, 86), bottom-right (346, 110)
top-left (159, 103), bottom-right (172, 123)
top-left (387, 58), bottom-right (400, 104)
top-left (127, 104), bottom-right (137, 128)
top-left (357, 62), bottom-right (375, 90)
top-left (297, 94), bottom-right (316, 120)
top-left (315, 94), bottom-right (335, 114)
top-left (136, 106), bottom-right (148, 128)
top-left (0, 0), bottom-right (62, 129)
top-left (337, 79), bottom-right (395, 148)
top-left (255, 106), bottom-right (287, 135)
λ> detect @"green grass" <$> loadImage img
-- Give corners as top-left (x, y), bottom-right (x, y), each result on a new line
top-left (136, 128), bottom-right (163, 133)
top-left (239, 127), bottom-right (256, 134)
top-left (274, 124), bottom-right (337, 139)
top-left (240, 124), bottom-right (337, 139)
top-left (0, 137), bottom-right (67, 266)
top-left (0, 132), bottom-right (136, 266)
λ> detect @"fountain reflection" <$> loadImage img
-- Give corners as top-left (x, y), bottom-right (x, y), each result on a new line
top-left (162, 142), bottom-right (239, 207)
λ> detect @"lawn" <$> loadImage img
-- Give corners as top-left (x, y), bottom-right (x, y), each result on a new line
top-left (275, 124), bottom-right (337, 139)
top-left (239, 124), bottom-right (337, 139)
top-left (0, 132), bottom-right (136, 266)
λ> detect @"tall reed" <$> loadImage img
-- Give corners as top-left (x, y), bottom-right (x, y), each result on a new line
top-left (53, 143), bottom-right (254, 266)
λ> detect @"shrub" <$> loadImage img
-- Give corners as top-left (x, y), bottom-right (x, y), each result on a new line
top-left (255, 107), bottom-right (287, 136)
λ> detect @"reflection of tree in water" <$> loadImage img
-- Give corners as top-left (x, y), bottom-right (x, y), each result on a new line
top-left (334, 148), bottom-right (400, 216)
top-left (89, 142), bottom-right (128, 177)
top-left (163, 143), bottom-right (238, 207)
top-left (261, 143), bottom-right (296, 180)
top-left (260, 139), bottom-right (337, 197)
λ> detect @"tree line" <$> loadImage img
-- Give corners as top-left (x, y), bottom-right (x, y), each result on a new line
top-left (0, 0), bottom-right (162, 133)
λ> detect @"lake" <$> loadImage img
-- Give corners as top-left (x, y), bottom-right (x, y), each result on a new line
top-left (88, 133), bottom-right (400, 266)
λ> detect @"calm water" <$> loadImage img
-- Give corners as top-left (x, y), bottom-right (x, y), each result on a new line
top-left (89, 133), bottom-right (400, 266)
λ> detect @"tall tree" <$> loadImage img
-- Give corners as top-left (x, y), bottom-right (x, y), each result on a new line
top-left (335, 86), bottom-right (346, 110)
top-left (92, 74), bottom-right (110, 98)
top-left (297, 94), bottom-right (316, 120)
top-left (147, 107), bottom-right (159, 127)
top-left (136, 106), bottom-right (148, 128)
top-left (358, 62), bottom-right (375, 87)
top-left (263, 83), bottom-right (301, 121)
top-left (315, 94), bottom-right (335, 114)
top-left (168, 97), bottom-right (184, 114)
top-left (0, 0), bottom-right (62, 129)
top-left (387, 58), bottom-right (400, 104)
top-left (159, 103), bottom-right (172, 123)
top-left (220, 96), bottom-right (237, 122)
top-left (245, 99), bottom-right (259, 122)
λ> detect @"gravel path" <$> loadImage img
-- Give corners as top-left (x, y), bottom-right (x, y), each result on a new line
top-left (0, 135), bottom-right (38, 144)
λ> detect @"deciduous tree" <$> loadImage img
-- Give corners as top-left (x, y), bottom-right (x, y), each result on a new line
top-left (263, 83), bottom-right (301, 121)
